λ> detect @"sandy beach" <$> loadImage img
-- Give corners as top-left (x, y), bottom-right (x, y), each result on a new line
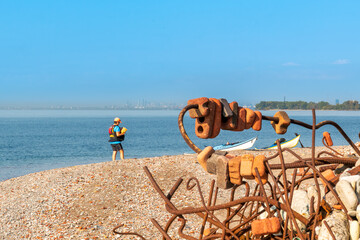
top-left (0, 145), bottom-right (358, 239)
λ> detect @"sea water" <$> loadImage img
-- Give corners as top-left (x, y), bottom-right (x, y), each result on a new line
top-left (1, 109), bottom-right (360, 181)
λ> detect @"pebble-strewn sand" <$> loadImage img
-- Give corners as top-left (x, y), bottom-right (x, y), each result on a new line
top-left (0, 145), bottom-right (358, 239)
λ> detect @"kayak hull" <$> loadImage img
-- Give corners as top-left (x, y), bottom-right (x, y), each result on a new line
top-left (213, 137), bottom-right (257, 151)
top-left (266, 135), bottom-right (300, 150)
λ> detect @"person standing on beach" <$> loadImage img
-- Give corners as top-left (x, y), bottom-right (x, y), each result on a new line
top-left (109, 117), bottom-right (127, 161)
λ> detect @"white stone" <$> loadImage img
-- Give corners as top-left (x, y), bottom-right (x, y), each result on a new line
top-left (340, 175), bottom-right (360, 188)
top-left (356, 205), bottom-right (360, 222)
top-left (355, 179), bottom-right (360, 202)
top-left (349, 220), bottom-right (359, 240)
top-left (355, 159), bottom-right (360, 167)
top-left (259, 205), bottom-right (278, 219)
top-left (348, 210), bottom-right (357, 217)
top-left (325, 191), bottom-right (339, 207)
top-left (336, 180), bottom-right (359, 212)
top-left (307, 185), bottom-right (325, 210)
top-left (318, 210), bottom-right (349, 240)
top-left (281, 190), bottom-right (310, 233)
top-left (341, 175), bottom-right (360, 183)
top-left (341, 170), bottom-right (352, 178)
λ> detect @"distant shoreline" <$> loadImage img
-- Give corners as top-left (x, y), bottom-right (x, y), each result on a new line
top-left (1, 107), bottom-right (360, 111)
top-left (258, 109), bottom-right (360, 111)
top-left (256, 100), bottom-right (360, 111)
top-left (0, 107), bottom-right (184, 110)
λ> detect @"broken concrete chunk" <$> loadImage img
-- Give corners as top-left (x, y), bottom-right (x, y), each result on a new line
top-left (325, 191), bottom-right (339, 208)
top-left (240, 154), bottom-right (254, 179)
top-left (251, 217), bottom-right (281, 236)
top-left (252, 155), bottom-right (268, 184)
top-left (206, 154), bottom-right (219, 174)
top-left (216, 155), bottom-right (234, 189)
top-left (307, 185), bottom-right (325, 210)
top-left (252, 155), bottom-right (266, 177)
top-left (281, 190), bottom-right (310, 233)
top-left (320, 169), bottom-right (337, 186)
top-left (214, 150), bottom-right (227, 156)
top-left (318, 210), bottom-right (349, 240)
top-left (291, 190), bottom-right (310, 232)
top-left (228, 156), bottom-right (242, 185)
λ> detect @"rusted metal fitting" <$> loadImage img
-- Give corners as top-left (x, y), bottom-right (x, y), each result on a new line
top-left (115, 102), bottom-right (360, 239)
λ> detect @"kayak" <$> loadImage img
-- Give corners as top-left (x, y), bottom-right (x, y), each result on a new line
top-left (213, 137), bottom-right (257, 151)
top-left (265, 135), bottom-right (301, 150)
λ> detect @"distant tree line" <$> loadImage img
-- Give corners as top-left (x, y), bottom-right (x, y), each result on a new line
top-left (255, 100), bottom-right (360, 110)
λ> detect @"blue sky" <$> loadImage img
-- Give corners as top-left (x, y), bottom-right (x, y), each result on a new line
top-left (0, 1), bottom-right (359, 107)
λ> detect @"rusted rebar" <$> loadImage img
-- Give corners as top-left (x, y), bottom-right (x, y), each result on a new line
top-left (114, 102), bottom-right (360, 239)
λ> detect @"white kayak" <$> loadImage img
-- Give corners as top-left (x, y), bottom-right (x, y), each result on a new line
top-left (213, 137), bottom-right (257, 151)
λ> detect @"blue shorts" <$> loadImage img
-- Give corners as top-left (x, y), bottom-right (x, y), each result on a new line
top-left (111, 143), bottom-right (123, 151)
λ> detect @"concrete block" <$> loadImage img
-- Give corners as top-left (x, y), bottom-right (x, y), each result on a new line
top-left (228, 156), bottom-right (242, 185)
top-left (320, 169), bottom-right (337, 186)
top-left (252, 155), bottom-right (267, 184)
top-left (216, 155), bottom-right (234, 189)
top-left (240, 154), bottom-right (254, 179)
top-left (251, 217), bottom-right (281, 236)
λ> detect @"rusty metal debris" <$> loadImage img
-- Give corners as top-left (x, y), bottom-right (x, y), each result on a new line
top-left (114, 97), bottom-right (360, 239)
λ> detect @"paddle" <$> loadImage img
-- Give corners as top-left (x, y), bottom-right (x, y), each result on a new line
top-left (295, 133), bottom-right (305, 148)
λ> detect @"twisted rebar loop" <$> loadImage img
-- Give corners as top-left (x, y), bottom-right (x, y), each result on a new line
top-left (114, 104), bottom-right (360, 239)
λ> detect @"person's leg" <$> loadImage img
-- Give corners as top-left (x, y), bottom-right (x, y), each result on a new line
top-left (120, 149), bottom-right (124, 160)
top-left (112, 151), bottom-right (117, 161)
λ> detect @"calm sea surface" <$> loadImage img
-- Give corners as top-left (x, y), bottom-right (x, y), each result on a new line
top-left (1, 109), bottom-right (360, 181)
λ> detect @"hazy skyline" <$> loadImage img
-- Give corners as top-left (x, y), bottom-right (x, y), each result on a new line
top-left (1, 1), bottom-right (359, 107)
